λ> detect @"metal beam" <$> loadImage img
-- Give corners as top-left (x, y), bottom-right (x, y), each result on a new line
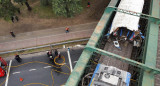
top-left (141, 0), bottom-right (160, 86)
top-left (65, 0), bottom-right (120, 85)
top-left (107, 6), bottom-right (160, 25)
top-left (85, 46), bottom-right (160, 74)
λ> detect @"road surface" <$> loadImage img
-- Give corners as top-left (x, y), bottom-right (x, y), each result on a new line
top-left (0, 46), bottom-right (84, 86)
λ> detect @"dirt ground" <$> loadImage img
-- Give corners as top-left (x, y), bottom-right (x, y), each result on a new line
top-left (0, 0), bottom-right (110, 36)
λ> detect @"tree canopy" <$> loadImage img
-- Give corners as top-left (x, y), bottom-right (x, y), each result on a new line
top-left (52, 0), bottom-right (82, 17)
top-left (0, 0), bottom-right (83, 21)
top-left (0, 0), bottom-right (18, 20)
top-left (40, 0), bottom-right (52, 6)
top-left (14, 0), bottom-right (32, 11)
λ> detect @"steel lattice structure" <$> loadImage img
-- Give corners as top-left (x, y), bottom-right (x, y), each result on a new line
top-left (66, 0), bottom-right (160, 86)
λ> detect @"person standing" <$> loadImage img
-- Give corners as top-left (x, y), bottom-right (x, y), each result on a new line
top-left (15, 54), bottom-right (22, 63)
top-left (10, 31), bottom-right (16, 37)
top-left (47, 51), bottom-right (52, 57)
top-left (15, 16), bottom-right (19, 22)
top-left (87, 1), bottom-right (90, 8)
top-left (65, 27), bottom-right (69, 33)
top-left (17, 8), bottom-right (21, 14)
top-left (47, 51), bottom-right (50, 57)
top-left (55, 49), bottom-right (58, 56)
top-left (58, 51), bottom-right (61, 58)
top-left (11, 16), bottom-right (14, 23)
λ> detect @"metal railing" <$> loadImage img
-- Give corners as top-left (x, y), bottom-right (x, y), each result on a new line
top-left (0, 38), bottom-right (89, 55)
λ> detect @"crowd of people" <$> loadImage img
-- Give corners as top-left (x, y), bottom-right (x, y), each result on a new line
top-left (47, 49), bottom-right (61, 59)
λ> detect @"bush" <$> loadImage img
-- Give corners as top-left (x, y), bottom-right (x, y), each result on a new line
top-left (52, 0), bottom-right (83, 17)
top-left (40, 0), bottom-right (52, 6)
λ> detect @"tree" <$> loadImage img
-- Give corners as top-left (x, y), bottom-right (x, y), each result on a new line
top-left (14, 0), bottom-right (32, 11)
top-left (52, 0), bottom-right (82, 17)
top-left (40, 0), bottom-right (49, 6)
top-left (40, 0), bottom-right (52, 6)
top-left (0, 0), bottom-right (18, 21)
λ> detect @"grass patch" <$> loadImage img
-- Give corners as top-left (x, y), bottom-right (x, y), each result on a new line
top-left (82, 0), bottom-right (89, 8)
top-left (29, 0), bottom-right (39, 3)
top-left (31, 0), bottom-right (89, 18)
top-left (33, 4), bottom-right (55, 19)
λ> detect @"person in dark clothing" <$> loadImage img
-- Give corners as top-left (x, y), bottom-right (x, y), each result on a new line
top-left (15, 54), bottom-right (22, 63)
top-left (10, 31), bottom-right (16, 37)
top-left (11, 16), bottom-right (14, 23)
top-left (58, 51), bottom-right (61, 58)
top-left (47, 51), bottom-right (49, 57)
top-left (47, 50), bottom-right (53, 59)
top-left (55, 49), bottom-right (58, 56)
top-left (17, 8), bottom-right (21, 14)
top-left (87, 1), bottom-right (90, 8)
top-left (15, 16), bottom-right (19, 21)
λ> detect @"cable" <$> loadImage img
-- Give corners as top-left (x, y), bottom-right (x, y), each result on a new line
top-left (81, 73), bottom-right (93, 86)
top-left (54, 56), bottom-right (65, 66)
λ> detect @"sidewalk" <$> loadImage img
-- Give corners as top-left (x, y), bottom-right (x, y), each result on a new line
top-left (0, 22), bottom-right (97, 52)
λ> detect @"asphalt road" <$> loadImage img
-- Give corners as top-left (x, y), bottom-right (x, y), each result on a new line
top-left (0, 46), bottom-right (84, 86)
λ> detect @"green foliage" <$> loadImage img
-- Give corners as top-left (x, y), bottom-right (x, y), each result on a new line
top-left (14, 0), bottom-right (26, 3)
top-left (0, 0), bottom-right (18, 21)
top-left (52, 0), bottom-right (83, 17)
top-left (40, 0), bottom-right (51, 6)
top-left (33, 4), bottom-right (55, 18)
top-left (14, 0), bottom-right (32, 11)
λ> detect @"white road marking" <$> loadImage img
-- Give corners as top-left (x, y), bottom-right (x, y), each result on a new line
top-left (12, 72), bottom-right (20, 75)
top-left (73, 61), bottom-right (78, 63)
top-left (67, 48), bottom-right (73, 72)
top-left (5, 60), bottom-right (12, 86)
top-left (29, 69), bottom-right (36, 71)
top-left (44, 66), bottom-right (52, 68)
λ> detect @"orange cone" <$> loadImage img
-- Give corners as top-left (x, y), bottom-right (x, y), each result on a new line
top-left (20, 77), bottom-right (23, 81)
